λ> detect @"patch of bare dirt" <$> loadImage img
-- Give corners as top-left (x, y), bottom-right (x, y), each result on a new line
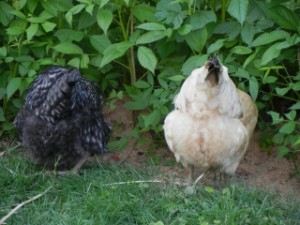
top-left (105, 100), bottom-right (300, 195)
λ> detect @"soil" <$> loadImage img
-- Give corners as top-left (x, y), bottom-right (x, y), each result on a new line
top-left (104, 100), bottom-right (300, 196)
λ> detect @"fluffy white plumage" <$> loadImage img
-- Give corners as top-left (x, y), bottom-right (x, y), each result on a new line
top-left (163, 56), bottom-right (258, 186)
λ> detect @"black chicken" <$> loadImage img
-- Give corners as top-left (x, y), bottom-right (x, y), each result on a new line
top-left (14, 66), bottom-right (111, 173)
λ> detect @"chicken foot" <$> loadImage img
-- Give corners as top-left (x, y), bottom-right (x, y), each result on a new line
top-left (46, 153), bottom-right (90, 176)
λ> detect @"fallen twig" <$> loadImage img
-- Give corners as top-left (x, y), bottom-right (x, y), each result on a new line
top-left (102, 179), bottom-right (163, 186)
top-left (0, 186), bottom-right (52, 225)
top-left (194, 173), bottom-right (205, 186)
top-left (0, 152), bottom-right (4, 157)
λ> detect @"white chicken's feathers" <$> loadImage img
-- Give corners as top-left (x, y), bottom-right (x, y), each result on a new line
top-left (164, 110), bottom-right (248, 174)
top-left (164, 56), bottom-right (258, 178)
top-left (174, 65), bottom-right (242, 119)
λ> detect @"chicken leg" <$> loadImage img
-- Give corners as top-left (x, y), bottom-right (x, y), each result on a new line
top-left (46, 153), bottom-right (90, 176)
top-left (187, 165), bottom-right (195, 186)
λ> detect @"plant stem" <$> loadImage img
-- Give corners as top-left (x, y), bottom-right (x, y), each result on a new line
top-left (221, 0), bottom-right (226, 22)
top-left (260, 91), bottom-right (298, 102)
top-left (58, 13), bottom-right (63, 29)
top-left (117, 2), bottom-right (128, 41)
top-left (129, 14), bottom-right (136, 84)
top-left (298, 46), bottom-right (300, 70)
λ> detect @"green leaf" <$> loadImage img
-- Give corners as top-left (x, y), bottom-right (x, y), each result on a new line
top-left (275, 87), bottom-right (291, 96)
top-left (155, 0), bottom-right (187, 29)
top-left (189, 11), bottom-right (217, 30)
top-left (89, 35), bottom-right (111, 53)
top-left (207, 39), bottom-right (225, 54)
top-left (133, 4), bottom-right (156, 22)
top-left (67, 57), bottom-right (80, 68)
top-left (134, 80), bottom-right (150, 89)
top-left (26, 23), bottom-right (38, 41)
top-left (123, 0), bottom-right (130, 7)
top-left (214, 21), bottom-right (240, 41)
top-left (231, 46), bottom-right (252, 55)
top-left (227, 0), bottom-right (249, 25)
top-left (262, 76), bottom-right (277, 84)
top-left (65, 11), bottom-right (72, 26)
top-left (272, 133), bottom-right (284, 144)
top-left (143, 110), bottom-right (160, 128)
top-left (267, 111), bottom-right (283, 125)
top-left (279, 122), bottom-right (295, 134)
top-left (277, 146), bottom-right (290, 157)
top-left (7, 26), bottom-right (25, 36)
top-left (261, 42), bottom-right (281, 66)
top-left (55, 29), bottom-right (85, 42)
top-left (13, 0), bottom-right (27, 10)
top-left (167, 75), bottom-right (185, 81)
top-left (85, 4), bottom-right (94, 15)
top-left (136, 30), bottom-right (166, 45)
top-left (9, 10), bottom-right (27, 19)
top-left (285, 110), bottom-right (296, 121)
top-left (7, 77), bottom-right (21, 99)
top-left (289, 102), bottom-right (300, 110)
top-left (37, 58), bottom-right (56, 65)
top-left (0, 2), bottom-right (14, 26)
top-left (252, 30), bottom-right (289, 47)
top-left (185, 28), bottom-right (207, 53)
top-left (178, 24), bottom-right (193, 35)
top-left (52, 42), bottom-right (83, 55)
top-left (241, 23), bottom-right (255, 45)
top-left (100, 41), bottom-right (134, 67)
top-left (147, 73), bottom-right (154, 86)
top-left (257, 2), bottom-right (299, 31)
top-left (182, 55), bottom-right (208, 76)
top-left (292, 82), bottom-right (300, 91)
top-left (69, 4), bottom-right (85, 14)
top-left (235, 68), bottom-right (250, 79)
top-left (137, 46), bottom-right (157, 74)
top-left (98, 0), bottom-right (110, 8)
top-left (27, 17), bottom-right (46, 23)
top-left (80, 54), bottom-right (89, 68)
top-left (249, 76), bottom-right (258, 101)
top-left (0, 47), bottom-right (7, 58)
top-left (293, 137), bottom-right (300, 147)
top-left (41, 21), bottom-right (56, 32)
top-left (97, 9), bottom-right (113, 35)
top-left (205, 186), bottom-right (215, 193)
top-left (136, 23), bottom-right (166, 31)
top-left (243, 52), bottom-right (256, 68)
top-left (78, 11), bottom-right (97, 30)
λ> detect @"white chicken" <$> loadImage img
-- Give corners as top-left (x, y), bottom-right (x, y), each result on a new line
top-left (163, 56), bottom-right (258, 187)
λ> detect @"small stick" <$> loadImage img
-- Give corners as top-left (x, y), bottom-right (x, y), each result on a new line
top-left (0, 186), bottom-right (52, 225)
top-left (194, 173), bottom-right (205, 186)
top-left (102, 179), bottom-right (164, 186)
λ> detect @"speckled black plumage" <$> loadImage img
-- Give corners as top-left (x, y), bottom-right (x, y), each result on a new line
top-left (14, 66), bottom-right (111, 170)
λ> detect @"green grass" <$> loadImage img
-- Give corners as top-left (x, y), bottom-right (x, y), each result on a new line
top-left (0, 147), bottom-right (299, 225)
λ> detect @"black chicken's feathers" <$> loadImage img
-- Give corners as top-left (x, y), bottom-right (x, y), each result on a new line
top-left (14, 66), bottom-right (111, 170)
top-left (72, 78), bottom-right (103, 110)
top-left (26, 66), bottom-right (81, 123)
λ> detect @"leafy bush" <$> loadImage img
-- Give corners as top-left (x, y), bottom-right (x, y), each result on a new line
top-left (0, 0), bottom-right (299, 169)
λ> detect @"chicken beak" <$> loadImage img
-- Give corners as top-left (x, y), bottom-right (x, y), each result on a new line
top-left (205, 55), bottom-right (221, 85)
